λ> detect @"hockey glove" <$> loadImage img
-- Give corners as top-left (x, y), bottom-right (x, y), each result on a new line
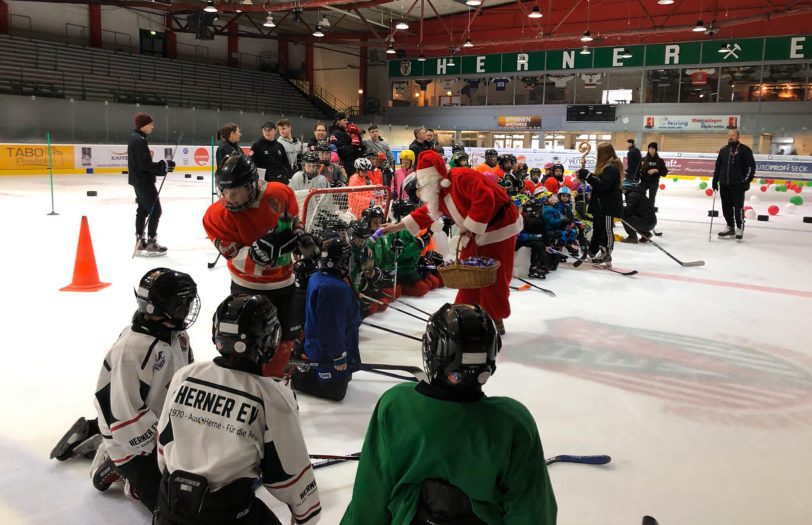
top-left (712, 179), bottom-right (719, 192)
top-left (296, 232), bottom-right (319, 259)
top-left (167, 160), bottom-right (176, 173)
top-left (157, 160), bottom-right (168, 176)
top-left (249, 228), bottom-right (298, 266)
top-left (577, 168), bottom-right (589, 181)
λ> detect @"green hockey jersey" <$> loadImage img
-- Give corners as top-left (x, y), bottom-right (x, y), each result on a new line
top-left (368, 230), bottom-right (421, 276)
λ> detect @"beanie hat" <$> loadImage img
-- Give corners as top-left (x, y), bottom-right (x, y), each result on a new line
top-left (416, 150), bottom-right (451, 188)
top-left (261, 121), bottom-right (276, 130)
top-left (134, 112), bottom-right (153, 129)
top-left (544, 176), bottom-right (560, 193)
top-left (648, 142), bottom-right (658, 150)
top-left (334, 111), bottom-right (347, 121)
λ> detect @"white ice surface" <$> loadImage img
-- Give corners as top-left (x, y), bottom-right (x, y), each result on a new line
top-left (1, 173), bottom-right (811, 524)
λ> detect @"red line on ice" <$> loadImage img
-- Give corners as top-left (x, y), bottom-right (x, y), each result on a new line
top-left (634, 271), bottom-right (812, 298)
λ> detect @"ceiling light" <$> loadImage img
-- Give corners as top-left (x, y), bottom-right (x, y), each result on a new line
top-left (263, 15), bottom-right (275, 28)
top-left (581, 30), bottom-right (593, 42)
top-left (693, 20), bottom-right (707, 32)
top-left (395, 20), bottom-right (409, 30)
top-left (313, 26), bottom-right (324, 38)
top-left (718, 43), bottom-right (730, 53)
top-left (446, 91), bottom-right (452, 96)
top-left (529, 6), bottom-right (543, 19)
top-left (358, 89), bottom-right (364, 94)
top-left (463, 38), bottom-right (473, 48)
top-left (417, 54), bottom-right (426, 62)
top-left (204, 1), bottom-right (218, 13)
top-left (580, 46), bottom-right (591, 55)
top-left (465, 0), bottom-right (482, 6)
top-left (657, 0), bottom-right (675, 4)
top-left (386, 45), bottom-right (397, 55)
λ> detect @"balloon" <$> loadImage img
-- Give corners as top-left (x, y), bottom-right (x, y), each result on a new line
top-left (659, 183), bottom-right (666, 190)
top-left (672, 177), bottom-right (679, 183)
top-left (699, 181), bottom-right (708, 189)
top-left (759, 178), bottom-right (765, 184)
top-left (744, 207), bottom-right (756, 219)
top-left (794, 186), bottom-right (802, 194)
top-left (784, 180), bottom-right (792, 186)
top-left (749, 195), bottom-right (759, 203)
top-left (760, 185), bottom-right (768, 192)
top-left (790, 196), bottom-right (804, 205)
top-left (768, 205), bottom-right (779, 216)
top-left (807, 181), bottom-right (812, 187)
top-left (705, 188), bottom-right (714, 197)
top-left (786, 203), bottom-right (797, 214)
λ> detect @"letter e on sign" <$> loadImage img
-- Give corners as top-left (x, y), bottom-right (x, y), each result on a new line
top-left (476, 56), bottom-right (486, 73)
top-left (790, 37), bottom-right (805, 59)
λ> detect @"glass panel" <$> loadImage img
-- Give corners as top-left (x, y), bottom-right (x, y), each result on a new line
top-left (391, 80), bottom-right (417, 107)
top-left (681, 67), bottom-right (718, 103)
top-left (485, 76), bottom-right (514, 105)
top-left (514, 76), bottom-right (544, 105)
top-left (460, 77), bottom-right (487, 106)
top-left (544, 132), bottom-right (567, 150)
top-left (431, 78), bottom-right (464, 107)
top-left (544, 73), bottom-right (575, 104)
top-left (760, 63), bottom-right (807, 102)
top-left (719, 66), bottom-right (762, 102)
top-left (460, 131), bottom-right (480, 147)
top-left (574, 72), bottom-right (605, 104)
top-left (644, 69), bottom-right (680, 103)
top-left (607, 69), bottom-right (642, 103)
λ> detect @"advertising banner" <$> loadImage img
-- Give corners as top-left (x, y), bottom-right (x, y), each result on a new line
top-left (0, 144), bottom-right (75, 172)
top-left (497, 116), bottom-right (542, 129)
top-left (643, 115), bottom-right (740, 131)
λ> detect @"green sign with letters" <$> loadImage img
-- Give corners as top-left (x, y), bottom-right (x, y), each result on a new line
top-left (388, 35), bottom-right (811, 78)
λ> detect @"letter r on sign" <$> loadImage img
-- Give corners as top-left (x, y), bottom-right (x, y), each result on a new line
top-left (517, 54), bottom-right (529, 71)
top-left (664, 45), bottom-right (680, 65)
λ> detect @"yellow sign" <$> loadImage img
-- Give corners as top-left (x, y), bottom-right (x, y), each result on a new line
top-left (0, 144), bottom-right (75, 172)
top-left (497, 116), bottom-right (542, 129)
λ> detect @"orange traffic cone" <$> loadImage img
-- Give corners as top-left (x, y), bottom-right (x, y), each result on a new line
top-left (60, 216), bottom-right (111, 292)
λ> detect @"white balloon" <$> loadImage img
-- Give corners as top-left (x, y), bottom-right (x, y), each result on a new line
top-left (744, 208), bottom-right (756, 219)
top-left (749, 195), bottom-right (759, 203)
top-left (786, 203), bottom-right (797, 214)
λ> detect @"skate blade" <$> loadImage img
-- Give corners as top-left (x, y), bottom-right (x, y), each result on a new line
top-left (135, 250), bottom-right (167, 257)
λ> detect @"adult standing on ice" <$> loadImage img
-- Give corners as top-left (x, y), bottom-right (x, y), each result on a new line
top-left (713, 129), bottom-right (755, 240)
top-left (380, 150), bottom-right (522, 335)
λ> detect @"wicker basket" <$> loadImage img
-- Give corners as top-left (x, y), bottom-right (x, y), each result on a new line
top-left (437, 238), bottom-right (501, 289)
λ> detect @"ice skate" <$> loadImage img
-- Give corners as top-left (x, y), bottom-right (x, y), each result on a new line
top-left (718, 227), bottom-right (735, 238)
top-left (735, 226), bottom-right (744, 240)
top-left (90, 448), bottom-right (122, 492)
top-left (50, 417), bottom-right (97, 461)
top-left (528, 265), bottom-right (546, 279)
top-left (137, 236), bottom-right (167, 257)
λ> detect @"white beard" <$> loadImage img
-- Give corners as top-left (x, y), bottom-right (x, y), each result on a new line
top-left (417, 173), bottom-right (443, 220)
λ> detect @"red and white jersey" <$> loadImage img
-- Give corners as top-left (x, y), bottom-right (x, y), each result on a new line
top-left (94, 321), bottom-right (193, 466)
top-left (404, 167), bottom-right (522, 246)
top-left (203, 181), bottom-right (299, 290)
top-left (158, 360), bottom-right (321, 523)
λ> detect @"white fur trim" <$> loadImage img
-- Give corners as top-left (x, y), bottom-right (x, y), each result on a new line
top-left (462, 216), bottom-right (488, 235)
top-left (440, 179), bottom-right (451, 188)
top-left (430, 218), bottom-right (445, 233)
top-left (443, 194), bottom-right (466, 226)
top-left (401, 214), bottom-right (421, 235)
top-left (475, 216), bottom-right (524, 246)
top-left (416, 166), bottom-right (441, 183)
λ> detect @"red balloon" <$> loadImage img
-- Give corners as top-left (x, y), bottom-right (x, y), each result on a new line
top-left (760, 185), bottom-right (767, 192)
top-left (705, 188), bottom-right (714, 197)
top-left (659, 183), bottom-right (666, 190)
top-left (784, 180), bottom-right (792, 186)
top-left (795, 186), bottom-right (802, 193)
top-left (768, 205), bottom-right (779, 216)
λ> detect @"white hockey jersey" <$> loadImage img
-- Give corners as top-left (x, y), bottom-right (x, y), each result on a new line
top-left (94, 320), bottom-right (193, 466)
top-left (157, 360), bottom-right (321, 524)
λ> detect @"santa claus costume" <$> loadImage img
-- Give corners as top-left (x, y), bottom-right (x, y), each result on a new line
top-left (401, 150), bottom-right (522, 332)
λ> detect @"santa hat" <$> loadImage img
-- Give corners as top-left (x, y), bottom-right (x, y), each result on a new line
top-left (416, 150), bottom-right (451, 188)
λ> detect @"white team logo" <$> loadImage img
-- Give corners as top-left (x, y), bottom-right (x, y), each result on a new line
top-left (722, 43), bottom-right (741, 60)
top-left (400, 61), bottom-right (412, 76)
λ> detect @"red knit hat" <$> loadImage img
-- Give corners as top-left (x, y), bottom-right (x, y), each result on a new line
top-left (134, 112), bottom-right (153, 129)
top-left (415, 150), bottom-right (451, 188)
top-left (544, 176), bottom-right (560, 193)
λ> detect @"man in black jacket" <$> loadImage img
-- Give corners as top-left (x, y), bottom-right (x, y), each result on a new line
top-left (713, 130), bottom-right (756, 239)
top-left (626, 139), bottom-right (642, 182)
top-left (329, 112), bottom-right (359, 176)
top-left (409, 127), bottom-right (428, 158)
top-left (249, 121), bottom-right (292, 184)
top-left (621, 179), bottom-right (657, 243)
top-left (128, 112), bottom-right (171, 256)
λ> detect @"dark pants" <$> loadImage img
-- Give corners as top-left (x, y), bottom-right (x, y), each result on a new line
top-left (720, 184), bottom-right (745, 229)
top-left (622, 218), bottom-right (656, 240)
top-left (230, 282), bottom-right (303, 342)
top-left (516, 238), bottom-right (546, 268)
top-left (643, 184), bottom-right (659, 208)
top-left (589, 214), bottom-right (615, 256)
top-left (133, 183), bottom-right (161, 238)
top-left (117, 450), bottom-right (161, 512)
top-left (291, 368), bottom-right (350, 401)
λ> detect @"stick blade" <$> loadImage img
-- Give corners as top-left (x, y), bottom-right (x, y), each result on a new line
top-left (545, 454), bottom-right (612, 466)
top-left (680, 260), bottom-right (706, 267)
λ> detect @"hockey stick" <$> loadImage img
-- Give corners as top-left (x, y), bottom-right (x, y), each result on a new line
top-left (207, 252), bottom-right (221, 269)
top-left (361, 321), bottom-right (423, 342)
top-left (652, 229), bottom-right (663, 237)
top-left (591, 264), bottom-right (638, 276)
top-left (311, 453), bottom-right (610, 469)
top-left (289, 360), bottom-right (426, 382)
top-left (378, 290), bottom-right (434, 317)
top-left (708, 191), bottom-right (717, 242)
top-left (311, 452), bottom-right (361, 470)
top-left (359, 293), bottom-right (428, 322)
top-left (510, 284), bottom-right (532, 292)
top-left (621, 219), bottom-right (705, 267)
top-left (513, 276), bottom-right (556, 297)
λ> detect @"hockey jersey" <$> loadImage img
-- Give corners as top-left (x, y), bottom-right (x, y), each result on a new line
top-left (203, 180), bottom-right (299, 290)
top-left (94, 317), bottom-right (193, 466)
top-left (475, 163), bottom-right (504, 180)
top-left (348, 172), bottom-right (384, 217)
top-left (340, 382), bottom-right (557, 524)
top-left (289, 171), bottom-right (330, 192)
top-left (157, 360), bottom-right (321, 524)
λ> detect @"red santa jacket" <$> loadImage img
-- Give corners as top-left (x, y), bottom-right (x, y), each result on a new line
top-left (203, 180), bottom-right (298, 290)
top-left (402, 167), bottom-right (523, 246)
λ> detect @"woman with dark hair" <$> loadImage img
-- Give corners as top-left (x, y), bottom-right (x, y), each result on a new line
top-left (307, 121), bottom-right (328, 150)
top-left (215, 122), bottom-right (241, 167)
top-left (639, 142), bottom-right (668, 208)
top-left (577, 142), bottom-right (623, 267)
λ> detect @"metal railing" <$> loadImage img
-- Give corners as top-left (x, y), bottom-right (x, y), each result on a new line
top-left (289, 78), bottom-right (357, 115)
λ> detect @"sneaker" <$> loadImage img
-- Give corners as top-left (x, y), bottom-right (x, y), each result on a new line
top-left (621, 236), bottom-right (639, 244)
top-left (735, 227), bottom-right (744, 240)
top-left (50, 417), bottom-right (93, 461)
top-left (718, 227), bottom-right (735, 238)
top-left (90, 449), bottom-right (122, 492)
top-left (494, 319), bottom-right (506, 336)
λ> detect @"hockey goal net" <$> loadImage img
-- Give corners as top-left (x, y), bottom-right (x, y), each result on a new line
top-left (298, 185), bottom-right (391, 235)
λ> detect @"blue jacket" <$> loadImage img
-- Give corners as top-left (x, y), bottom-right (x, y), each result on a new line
top-left (542, 205), bottom-right (562, 238)
top-left (305, 271), bottom-right (361, 380)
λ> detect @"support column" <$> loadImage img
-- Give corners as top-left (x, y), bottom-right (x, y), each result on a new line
top-left (305, 41), bottom-right (314, 95)
top-left (0, 1), bottom-right (9, 35)
top-left (227, 20), bottom-right (238, 67)
top-left (165, 13), bottom-right (176, 59)
top-left (89, 3), bottom-right (102, 48)
top-left (358, 37), bottom-right (368, 116)
top-left (278, 39), bottom-right (289, 74)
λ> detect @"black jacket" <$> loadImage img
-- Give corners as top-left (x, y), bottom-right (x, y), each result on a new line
top-left (216, 140), bottom-right (241, 167)
top-left (626, 146), bottom-right (642, 181)
top-left (127, 130), bottom-right (166, 186)
top-left (250, 138), bottom-right (292, 183)
top-left (409, 139), bottom-right (428, 159)
top-left (585, 164), bottom-right (623, 217)
top-left (713, 142), bottom-right (756, 186)
top-left (623, 185), bottom-right (657, 230)
top-left (329, 125), bottom-right (358, 176)
top-left (639, 155), bottom-right (668, 188)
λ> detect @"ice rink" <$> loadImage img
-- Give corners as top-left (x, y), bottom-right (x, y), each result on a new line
top-left (1, 171), bottom-right (811, 525)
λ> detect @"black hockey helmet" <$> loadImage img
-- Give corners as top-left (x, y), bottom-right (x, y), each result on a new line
top-left (451, 143), bottom-right (466, 154)
top-left (552, 163), bottom-right (565, 174)
top-left (422, 303), bottom-right (501, 390)
top-left (529, 167), bottom-right (542, 177)
top-left (318, 236), bottom-right (352, 277)
top-left (323, 217), bottom-right (350, 241)
top-left (349, 219), bottom-right (372, 240)
top-left (522, 198), bottom-right (544, 218)
top-left (302, 151), bottom-right (320, 175)
top-left (315, 140), bottom-right (331, 152)
top-left (498, 153), bottom-right (517, 170)
top-left (484, 148), bottom-right (498, 158)
top-left (361, 204), bottom-right (385, 223)
top-left (215, 154), bottom-right (259, 212)
top-left (135, 268), bottom-right (200, 329)
top-left (212, 294), bottom-right (281, 364)
top-left (450, 150), bottom-right (469, 168)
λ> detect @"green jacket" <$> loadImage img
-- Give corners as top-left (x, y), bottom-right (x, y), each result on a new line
top-left (368, 230), bottom-right (421, 276)
top-left (341, 383), bottom-right (557, 525)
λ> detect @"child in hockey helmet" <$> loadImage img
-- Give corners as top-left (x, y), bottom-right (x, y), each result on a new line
top-left (302, 151), bottom-right (321, 179)
top-left (450, 150), bottom-right (469, 168)
top-left (484, 148), bottom-right (499, 168)
top-left (354, 157), bottom-right (373, 175)
top-left (362, 204), bottom-right (386, 231)
top-left (135, 267), bottom-right (201, 330)
top-left (318, 236), bottom-right (352, 278)
top-left (215, 154), bottom-right (260, 212)
top-left (213, 294), bottom-right (281, 365)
